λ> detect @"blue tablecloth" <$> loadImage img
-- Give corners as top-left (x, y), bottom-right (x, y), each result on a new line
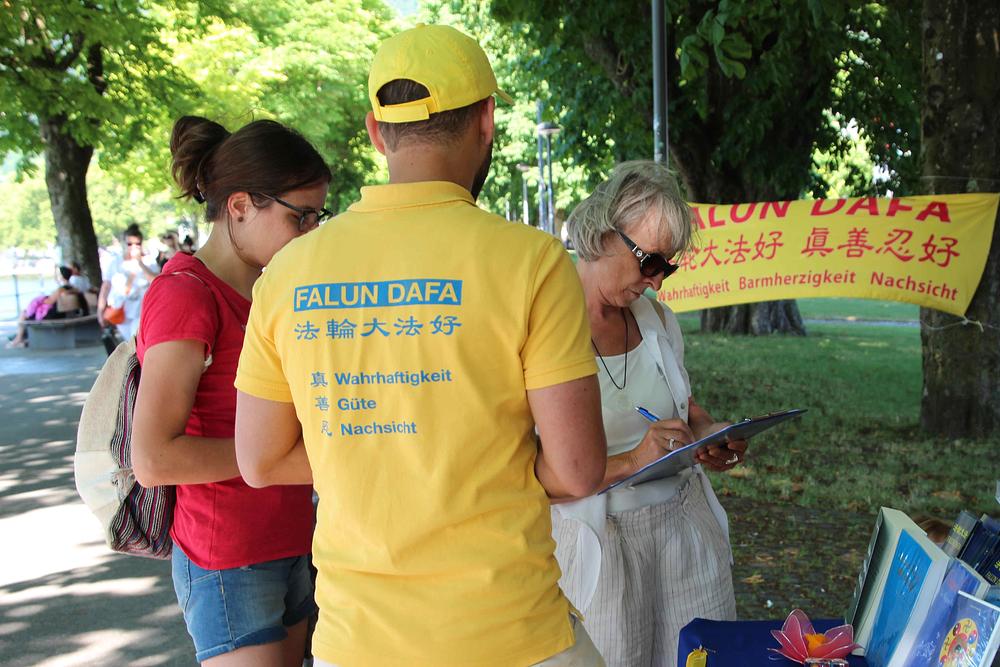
top-left (677, 618), bottom-right (869, 667)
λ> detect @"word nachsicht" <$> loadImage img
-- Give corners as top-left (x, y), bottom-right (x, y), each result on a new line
top-left (339, 420), bottom-right (418, 437)
top-left (870, 272), bottom-right (958, 301)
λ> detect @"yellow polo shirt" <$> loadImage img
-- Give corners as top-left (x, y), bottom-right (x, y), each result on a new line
top-left (236, 181), bottom-right (597, 666)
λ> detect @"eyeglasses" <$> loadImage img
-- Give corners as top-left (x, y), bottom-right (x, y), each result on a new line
top-left (616, 230), bottom-right (679, 279)
top-left (251, 193), bottom-right (333, 232)
top-left (126, 242), bottom-right (142, 247)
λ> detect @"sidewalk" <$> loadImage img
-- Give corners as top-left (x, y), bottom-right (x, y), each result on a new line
top-left (0, 343), bottom-right (195, 666)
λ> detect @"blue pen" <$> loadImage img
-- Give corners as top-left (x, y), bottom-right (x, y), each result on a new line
top-left (635, 406), bottom-right (661, 423)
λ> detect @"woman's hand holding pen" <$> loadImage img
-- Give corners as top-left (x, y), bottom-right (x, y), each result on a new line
top-left (626, 418), bottom-right (694, 473)
top-left (636, 406), bottom-right (749, 473)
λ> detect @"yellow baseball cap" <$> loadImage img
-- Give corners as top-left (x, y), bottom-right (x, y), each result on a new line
top-left (369, 24), bottom-right (514, 123)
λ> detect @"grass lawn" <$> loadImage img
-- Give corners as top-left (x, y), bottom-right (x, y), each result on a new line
top-left (796, 297), bottom-right (919, 322)
top-left (678, 319), bottom-right (997, 621)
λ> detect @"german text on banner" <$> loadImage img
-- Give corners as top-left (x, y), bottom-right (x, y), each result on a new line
top-left (658, 194), bottom-right (999, 316)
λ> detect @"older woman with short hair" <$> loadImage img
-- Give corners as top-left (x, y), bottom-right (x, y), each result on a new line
top-left (553, 160), bottom-right (745, 667)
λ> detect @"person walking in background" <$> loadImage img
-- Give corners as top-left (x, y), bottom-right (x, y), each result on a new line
top-left (130, 115), bottom-right (331, 666)
top-left (234, 24), bottom-right (609, 667)
top-left (553, 161), bottom-right (745, 667)
top-left (97, 223), bottom-right (159, 340)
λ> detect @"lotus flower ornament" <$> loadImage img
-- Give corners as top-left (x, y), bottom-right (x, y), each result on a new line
top-left (769, 609), bottom-right (861, 664)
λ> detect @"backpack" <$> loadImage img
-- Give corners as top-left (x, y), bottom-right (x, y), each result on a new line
top-left (74, 270), bottom-right (215, 559)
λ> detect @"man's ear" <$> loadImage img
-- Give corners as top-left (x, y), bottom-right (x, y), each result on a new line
top-left (479, 97), bottom-right (496, 147)
top-left (365, 112), bottom-right (388, 156)
top-left (227, 191), bottom-right (251, 222)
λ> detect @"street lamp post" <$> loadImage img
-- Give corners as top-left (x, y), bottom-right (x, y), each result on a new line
top-left (652, 0), bottom-right (668, 165)
top-left (537, 122), bottom-right (561, 236)
top-left (535, 101), bottom-right (548, 233)
top-left (516, 163), bottom-right (532, 225)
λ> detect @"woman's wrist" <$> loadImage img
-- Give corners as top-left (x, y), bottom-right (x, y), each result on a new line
top-left (607, 451), bottom-right (641, 485)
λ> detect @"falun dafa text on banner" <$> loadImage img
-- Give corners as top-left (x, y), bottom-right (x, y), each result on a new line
top-left (659, 193), bottom-right (999, 316)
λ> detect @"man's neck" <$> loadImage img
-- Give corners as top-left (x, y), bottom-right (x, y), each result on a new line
top-left (385, 145), bottom-right (475, 193)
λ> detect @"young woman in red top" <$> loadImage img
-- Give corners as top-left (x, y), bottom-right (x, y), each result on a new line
top-left (132, 116), bottom-right (331, 666)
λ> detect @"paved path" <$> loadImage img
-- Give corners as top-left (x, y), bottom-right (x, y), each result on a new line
top-left (0, 344), bottom-right (195, 666)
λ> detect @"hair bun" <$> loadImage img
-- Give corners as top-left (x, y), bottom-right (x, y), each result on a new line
top-left (170, 116), bottom-right (231, 203)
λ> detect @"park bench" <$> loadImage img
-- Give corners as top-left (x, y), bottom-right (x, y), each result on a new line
top-left (24, 290), bottom-right (102, 350)
top-left (24, 314), bottom-right (102, 350)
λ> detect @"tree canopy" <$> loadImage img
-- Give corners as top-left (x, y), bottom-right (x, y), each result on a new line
top-left (2, 0), bottom-right (924, 281)
top-left (0, 1), bottom-right (224, 171)
top-left (484, 0), bottom-right (920, 201)
top-left (0, 0), bottom-right (392, 282)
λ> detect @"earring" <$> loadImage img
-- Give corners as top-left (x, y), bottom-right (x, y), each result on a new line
top-left (238, 216), bottom-right (244, 222)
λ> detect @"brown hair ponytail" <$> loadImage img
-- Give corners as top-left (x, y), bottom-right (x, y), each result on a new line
top-left (170, 116), bottom-right (331, 221)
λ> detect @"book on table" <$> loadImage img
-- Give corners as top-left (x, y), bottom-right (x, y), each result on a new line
top-left (982, 547), bottom-right (1000, 586)
top-left (960, 515), bottom-right (1000, 574)
top-left (846, 507), bottom-right (912, 652)
top-left (865, 527), bottom-right (950, 667)
top-left (960, 513), bottom-right (1000, 585)
top-left (935, 591), bottom-right (1000, 667)
top-left (943, 510), bottom-right (981, 558)
top-left (897, 557), bottom-right (989, 667)
top-left (846, 507), bottom-right (1000, 667)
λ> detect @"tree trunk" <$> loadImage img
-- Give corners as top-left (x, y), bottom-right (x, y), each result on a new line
top-left (700, 301), bottom-right (806, 336)
top-left (39, 115), bottom-right (101, 288)
top-left (919, 0), bottom-right (1000, 437)
top-left (575, 28), bottom-right (811, 337)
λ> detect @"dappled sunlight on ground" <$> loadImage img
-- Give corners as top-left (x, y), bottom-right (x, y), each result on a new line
top-left (0, 347), bottom-right (195, 665)
top-left (0, 501), bottom-right (116, 587)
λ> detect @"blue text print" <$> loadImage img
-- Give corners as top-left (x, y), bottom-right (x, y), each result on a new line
top-left (293, 279), bottom-right (463, 312)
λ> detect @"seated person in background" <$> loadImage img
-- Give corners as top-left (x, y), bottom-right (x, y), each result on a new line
top-left (68, 261), bottom-right (91, 292)
top-left (552, 160), bottom-right (747, 667)
top-left (7, 266), bottom-right (88, 348)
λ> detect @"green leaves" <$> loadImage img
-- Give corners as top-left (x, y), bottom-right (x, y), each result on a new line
top-left (482, 0), bottom-right (922, 207)
top-left (1, 0), bottom-right (393, 217)
top-left (678, 34), bottom-right (709, 80)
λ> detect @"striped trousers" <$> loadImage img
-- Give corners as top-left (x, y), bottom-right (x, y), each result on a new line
top-left (552, 476), bottom-right (736, 667)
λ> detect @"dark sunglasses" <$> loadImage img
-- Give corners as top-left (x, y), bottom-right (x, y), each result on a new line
top-left (617, 230), bottom-right (679, 278)
top-left (251, 193), bottom-right (333, 232)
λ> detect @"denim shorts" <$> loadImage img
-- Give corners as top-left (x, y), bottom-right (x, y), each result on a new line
top-left (171, 544), bottom-right (317, 662)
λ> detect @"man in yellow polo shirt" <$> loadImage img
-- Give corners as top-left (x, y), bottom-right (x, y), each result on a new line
top-left (234, 25), bottom-right (607, 666)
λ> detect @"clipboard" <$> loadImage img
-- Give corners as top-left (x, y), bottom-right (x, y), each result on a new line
top-left (600, 408), bottom-right (807, 493)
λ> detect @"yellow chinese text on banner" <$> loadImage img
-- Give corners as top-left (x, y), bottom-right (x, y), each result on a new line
top-left (658, 194), bottom-right (999, 316)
